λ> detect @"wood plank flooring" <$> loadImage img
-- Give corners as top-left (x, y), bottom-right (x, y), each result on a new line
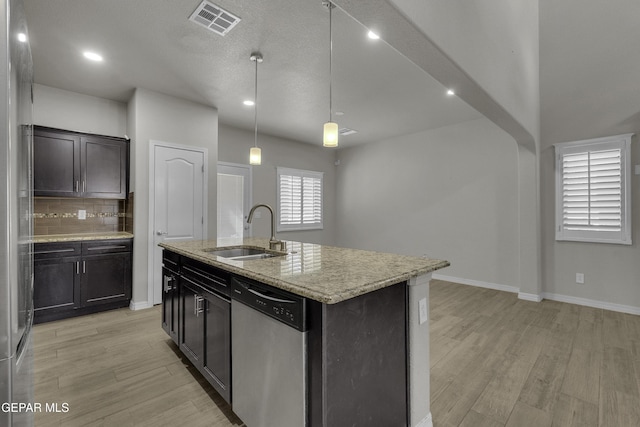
top-left (33, 280), bottom-right (640, 426)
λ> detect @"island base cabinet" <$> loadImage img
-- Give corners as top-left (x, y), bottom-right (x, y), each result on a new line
top-left (179, 278), bottom-right (231, 404)
top-left (161, 267), bottom-right (179, 344)
top-left (307, 283), bottom-right (408, 427)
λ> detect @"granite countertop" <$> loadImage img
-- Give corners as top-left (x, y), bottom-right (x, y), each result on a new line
top-left (160, 237), bottom-right (449, 304)
top-left (32, 232), bottom-right (134, 243)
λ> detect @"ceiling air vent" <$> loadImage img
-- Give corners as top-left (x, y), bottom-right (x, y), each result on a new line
top-left (189, 1), bottom-right (241, 36)
top-left (339, 128), bottom-right (358, 136)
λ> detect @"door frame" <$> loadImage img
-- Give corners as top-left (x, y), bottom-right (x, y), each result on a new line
top-left (148, 140), bottom-right (208, 307)
top-left (217, 161), bottom-right (253, 238)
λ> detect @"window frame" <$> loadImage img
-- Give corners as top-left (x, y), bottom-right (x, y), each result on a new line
top-left (554, 133), bottom-right (633, 245)
top-left (276, 167), bottom-right (324, 232)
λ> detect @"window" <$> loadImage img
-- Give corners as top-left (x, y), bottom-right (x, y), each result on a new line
top-left (554, 134), bottom-right (633, 245)
top-left (277, 167), bottom-right (323, 231)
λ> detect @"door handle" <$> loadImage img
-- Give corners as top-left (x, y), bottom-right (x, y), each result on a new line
top-left (156, 230), bottom-right (168, 236)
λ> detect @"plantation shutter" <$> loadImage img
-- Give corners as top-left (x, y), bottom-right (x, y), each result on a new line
top-left (555, 134), bottom-right (632, 244)
top-left (277, 167), bottom-right (323, 231)
top-left (561, 149), bottom-right (622, 232)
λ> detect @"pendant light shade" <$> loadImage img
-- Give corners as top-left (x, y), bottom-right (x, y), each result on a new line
top-left (322, 1), bottom-right (338, 148)
top-left (249, 52), bottom-right (263, 165)
top-left (249, 146), bottom-right (262, 165)
top-left (323, 121), bottom-right (338, 147)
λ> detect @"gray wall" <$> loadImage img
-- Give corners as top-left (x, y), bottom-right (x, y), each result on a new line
top-left (218, 124), bottom-right (337, 245)
top-left (540, 134), bottom-right (640, 311)
top-left (33, 84), bottom-right (127, 137)
top-left (335, 118), bottom-right (520, 289)
top-left (128, 88), bottom-right (218, 306)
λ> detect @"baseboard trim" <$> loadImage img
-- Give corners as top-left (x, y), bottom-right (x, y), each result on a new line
top-left (432, 274), bottom-right (519, 294)
top-left (432, 274), bottom-right (640, 314)
top-left (414, 412), bottom-right (433, 427)
top-left (542, 292), bottom-right (640, 315)
top-left (518, 292), bottom-right (543, 302)
top-left (130, 300), bottom-right (153, 311)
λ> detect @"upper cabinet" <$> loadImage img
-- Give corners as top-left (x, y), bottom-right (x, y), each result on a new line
top-left (34, 126), bottom-right (129, 199)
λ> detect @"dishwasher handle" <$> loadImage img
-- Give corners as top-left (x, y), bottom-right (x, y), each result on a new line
top-left (246, 287), bottom-right (296, 304)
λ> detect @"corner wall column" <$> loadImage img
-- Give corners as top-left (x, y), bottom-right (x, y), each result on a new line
top-left (407, 272), bottom-right (433, 427)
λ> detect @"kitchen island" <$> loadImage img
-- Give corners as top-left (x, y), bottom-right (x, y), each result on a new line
top-left (160, 238), bottom-right (449, 427)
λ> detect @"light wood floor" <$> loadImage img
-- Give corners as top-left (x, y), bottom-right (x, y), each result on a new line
top-left (33, 280), bottom-right (640, 426)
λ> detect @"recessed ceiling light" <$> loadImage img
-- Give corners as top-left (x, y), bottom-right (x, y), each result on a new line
top-left (446, 89), bottom-right (455, 96)
top-left (17, 33), bottom-right (27, 43)
top-left (243, 100), bottom-right (255, 106)
top-left (367, 30), bottom-right (380, 40)
top-left (83, 51), bottom-right (103, 62)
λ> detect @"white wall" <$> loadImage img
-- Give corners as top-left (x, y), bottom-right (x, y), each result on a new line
top-left (128, 88), bottom-right (218, 306)
top-left (335, 118), bottom-right (519, 288)
top-left (218, 124), bottom-right (337, 245)
top-left (33, 84), bottom-right (127, 137)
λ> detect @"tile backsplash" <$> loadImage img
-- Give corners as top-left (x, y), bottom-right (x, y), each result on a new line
top-left (34, 196), bottom-right (130, 235)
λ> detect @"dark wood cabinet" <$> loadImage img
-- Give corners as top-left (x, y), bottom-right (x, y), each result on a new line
top-left (81, 240), bottom-right (132, 307)
top-left (202, 287), bottom-right (231, 399)
top-left (162, 253), bottom-right (180, 344)
top-left (33, 129), bottom-right (80, 197)
top-left (34, 126), bottom-right (129, 199)
top-left (166, 251), bottom-right (232, 404)
top-left (33, 242), bottom-right (81, 318)
top-left (180, 278), bottom-right (205, 366)
top-left (34, 239), bottom-right (133, 324)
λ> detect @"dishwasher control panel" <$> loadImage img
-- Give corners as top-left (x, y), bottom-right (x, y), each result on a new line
top-left (231, 276), bottom-right (307, 331)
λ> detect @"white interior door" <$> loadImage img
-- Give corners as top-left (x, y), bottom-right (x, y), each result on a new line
top-left (150, 142), bottom-right (207, 305)
top-left (217, 162), bottom-right (251, 239)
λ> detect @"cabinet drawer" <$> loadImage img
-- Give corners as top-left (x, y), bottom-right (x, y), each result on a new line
top-left (181, 256), bottom-right (230, 296)
top-left (34, 242), bottom-right (82, 260)
top-left (163, 250), bottom-right (180, 272)
top-left (82, 239), bottom-right (132, 255)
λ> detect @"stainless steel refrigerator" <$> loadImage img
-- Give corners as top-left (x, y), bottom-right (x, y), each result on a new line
top-left (1, 0), bottom-right (34, 425)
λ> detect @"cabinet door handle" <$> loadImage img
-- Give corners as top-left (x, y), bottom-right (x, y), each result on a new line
top-left (82, 261), bottom-right (86, 274)
top-left (76, 261), bottom-right (79, 275)
top-left (75, 181), bottom-right (79, 192)
top-left (82, 181), bottom-right (86, 193)
top-left (193, 295), bottom-right (205, 316)
top-left (164, 276), bottom-right (173, 293)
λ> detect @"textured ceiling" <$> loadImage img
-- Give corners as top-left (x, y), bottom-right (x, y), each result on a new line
top-left (23, 0), bottom-right (482, 147)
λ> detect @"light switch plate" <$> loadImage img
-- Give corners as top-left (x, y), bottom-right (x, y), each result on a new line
top-left (78, 209), bottom-right (86, 220)
top-left (419, 298), bottom-right (428, 325)
top-left (576, 273), bottom-right (584, 284)
top-left (635, 165), bottom-right (640, 175)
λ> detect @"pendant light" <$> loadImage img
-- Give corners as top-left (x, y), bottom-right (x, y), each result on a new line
top-left (323, 1), bottom-right (338, 147)
top-left (249, 52), bottom-right (263, 165)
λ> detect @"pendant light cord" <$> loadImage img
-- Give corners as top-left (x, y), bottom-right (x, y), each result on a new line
top-left (328, 2), bottom-right (333, 123)
top-left (254, 56), bottom-right (259, 148)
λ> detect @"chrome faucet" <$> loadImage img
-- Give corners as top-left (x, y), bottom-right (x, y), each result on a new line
top-left (247, 204), bottom-right (286, 251)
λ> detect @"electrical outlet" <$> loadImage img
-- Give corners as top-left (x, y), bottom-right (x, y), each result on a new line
top-left (576, 273), bottom-right (584, 284)
top-left (78, 209), bottom-right (86, 220)
top-left (419, 298), bottom-right (428, 325)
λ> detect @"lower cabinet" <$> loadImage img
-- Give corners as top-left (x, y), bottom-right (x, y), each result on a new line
top-left (163, 251), bottom-right (232, 405)
top-left (34, 239), bottom-right (132, 323)
top-left (179, 277), bottom-right (232, 404)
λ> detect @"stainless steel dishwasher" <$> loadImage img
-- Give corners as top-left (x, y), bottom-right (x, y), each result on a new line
top-left (231, 275), bottom-right (307, 427)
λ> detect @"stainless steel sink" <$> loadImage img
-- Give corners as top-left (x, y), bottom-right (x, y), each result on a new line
top-left (204, 246), bottom-right (285, 261)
